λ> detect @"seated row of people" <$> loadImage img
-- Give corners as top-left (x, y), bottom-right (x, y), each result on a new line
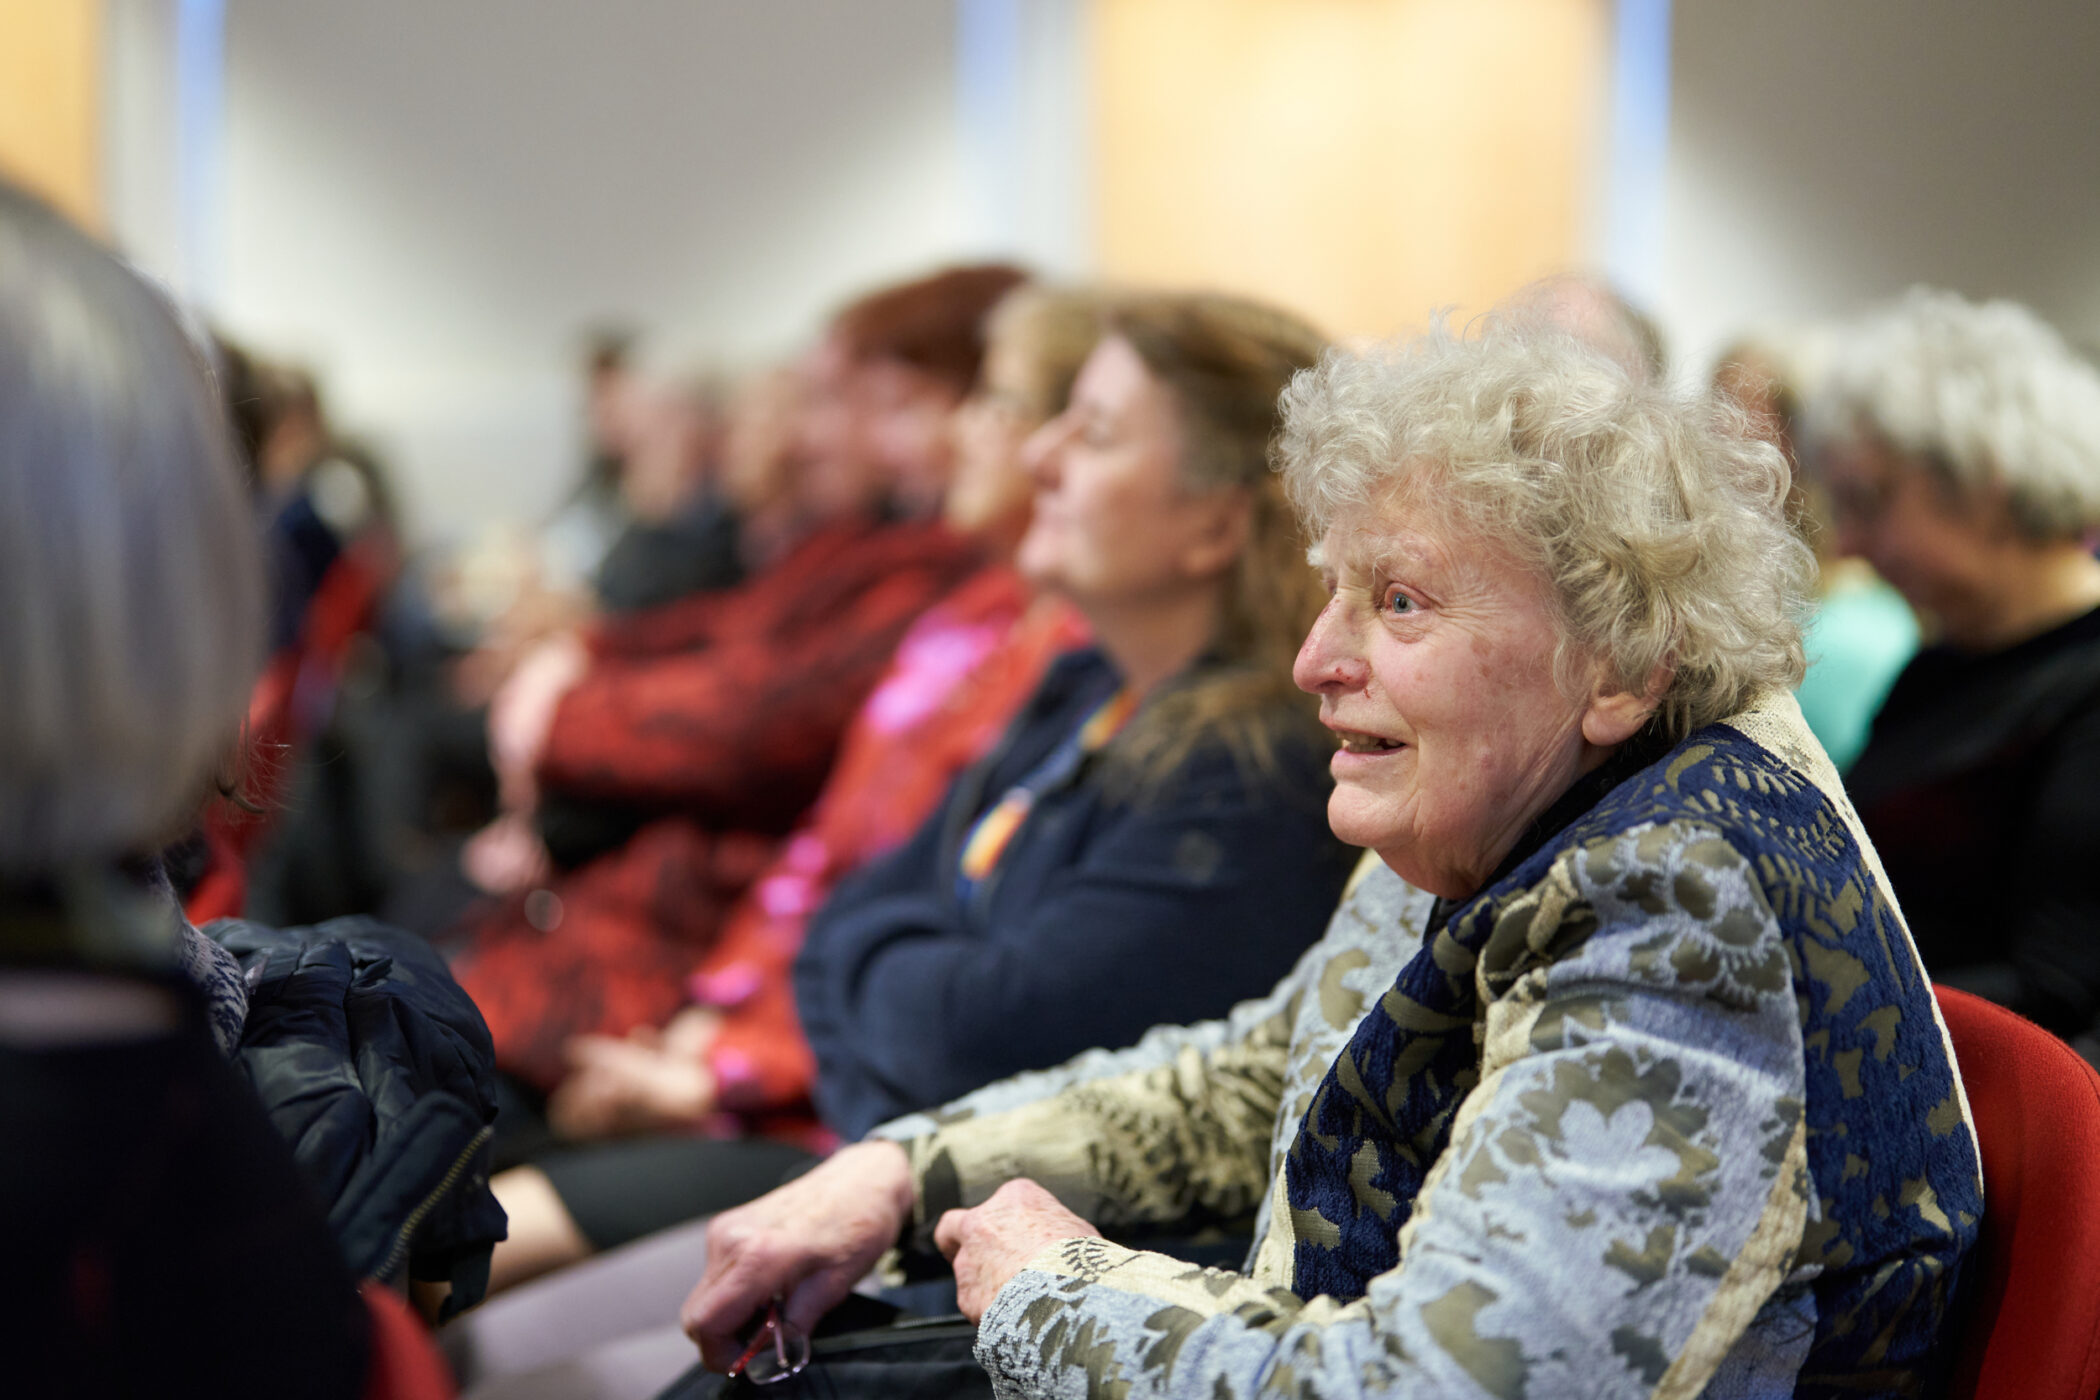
top-left (443, 270), bottom-right (2098, 1399)
top-left (8, 153), bottom-right (2096, 1397)
top-left (462, 280), bottom-right (1361, 1302)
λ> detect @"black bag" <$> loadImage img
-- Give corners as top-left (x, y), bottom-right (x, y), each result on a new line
top-left (658, 1303), bottom-right (987, 1400)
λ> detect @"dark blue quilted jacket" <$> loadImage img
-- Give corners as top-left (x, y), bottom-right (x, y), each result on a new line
top-left (206, 916), bottom-right (507, 1316)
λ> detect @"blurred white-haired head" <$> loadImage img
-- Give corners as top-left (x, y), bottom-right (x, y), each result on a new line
top-left (1809, 287), bottom-right (2100, 542)
top-left (0, 182), bottom-right (265, 876)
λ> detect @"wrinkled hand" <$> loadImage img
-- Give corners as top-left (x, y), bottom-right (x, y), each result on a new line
top-left (680, 1140), bottom-right (915, 1371)
top-left (547, 1011), bottom-right (721, 1140)
top-left (935, 1179), bottom-right (1102, 1322)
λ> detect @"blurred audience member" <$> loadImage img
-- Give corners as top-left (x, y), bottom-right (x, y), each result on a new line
top-left (1504, 270), bottom-right (1668, 382)
top-left (0, 178), bottom-right (374, 1398)
top-left (540, 328), bottom-right (642, 596)
top-left (1715, 338), bottom-right (1919, 770)
top-left (1811, 288), bottom-right (2100, 1048)
top-left (592, 372), bottom-right (742, 615)
top-left (448, 265), bottom-right (1022, 1112)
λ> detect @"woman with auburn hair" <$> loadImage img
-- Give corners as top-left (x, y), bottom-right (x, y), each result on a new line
top-left (450, 265), bottom-right (1020, 1107)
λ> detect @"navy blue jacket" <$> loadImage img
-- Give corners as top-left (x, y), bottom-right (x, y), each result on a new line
top-left (794, 649), bottom-right (1354, 1140)
top-left (208, 916), bottom-right (507, 1315)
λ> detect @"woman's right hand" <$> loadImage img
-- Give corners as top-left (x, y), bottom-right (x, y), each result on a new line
top-left (679, 1139), bottom-right (916, 1371)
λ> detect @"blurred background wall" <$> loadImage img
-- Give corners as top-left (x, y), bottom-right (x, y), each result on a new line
top-left (1659, 0), bottom-right (2100, 374)
top-left (0, 0), bottom-right (101, 230)
top-left (0, 0), bottom-right (2094, 542)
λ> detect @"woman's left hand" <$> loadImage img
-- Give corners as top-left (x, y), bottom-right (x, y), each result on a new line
top-left (935, 1179), bottom-right (1103, 1321)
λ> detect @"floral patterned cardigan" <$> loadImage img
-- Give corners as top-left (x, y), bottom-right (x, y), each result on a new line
top-left (874, 693), bottom-right (1982, 1400)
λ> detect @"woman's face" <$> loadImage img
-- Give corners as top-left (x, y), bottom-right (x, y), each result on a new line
top-left (793, 338), bottom-right (957, 521)
top-left (1822, 434), bottom-right (2007, 641)
top-left (1294, 495), bottom-right (1627, 900)
top-left (1015, 336), bottom-right (1243, 608)
top-left (945, 337), bottom-right (1044, 539)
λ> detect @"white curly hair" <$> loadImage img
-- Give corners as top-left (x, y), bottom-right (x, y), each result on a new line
top-left (1809, 287), bottom-right (2100, 542)
top-left (1277, 318), bottom-right (1815, 741)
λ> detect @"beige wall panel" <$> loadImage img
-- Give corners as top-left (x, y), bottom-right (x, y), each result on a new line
top-left (0, 0), bottom-right (101, 229)
top-left (1095, 0), bottom-right (1605, 340)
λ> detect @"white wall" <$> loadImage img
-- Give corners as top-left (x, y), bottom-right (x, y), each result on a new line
top-left (1659, 0), bottom-right (2100, 377)
top-left (105, 0), bottom-right (1089, 543)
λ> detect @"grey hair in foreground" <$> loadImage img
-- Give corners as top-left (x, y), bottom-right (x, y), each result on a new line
top-left (1277, 319), bottom-right (1815, 741)
top-left (1810, 286), bottom-right (2100, 542)
top-left (0, 182), bottom-right (265, 874)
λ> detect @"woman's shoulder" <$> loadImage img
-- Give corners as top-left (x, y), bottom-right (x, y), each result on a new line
top-left (1468, 695), bottom-right (1887, 996)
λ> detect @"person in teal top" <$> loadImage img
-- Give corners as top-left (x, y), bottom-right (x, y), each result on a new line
top-left (1798, 558), bottom-right (1919, 769)
top-left (1714, 340), bottom-right (1922, 771)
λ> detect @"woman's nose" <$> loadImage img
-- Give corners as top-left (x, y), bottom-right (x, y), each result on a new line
top-left (1019, 415), bottom-right (1068, 488)
top-left (1293, 599), bottom-right (1369, 695)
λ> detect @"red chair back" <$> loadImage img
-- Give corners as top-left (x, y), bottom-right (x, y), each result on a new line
top-left (1936, 985), bottom-right (2100, 1400)
top-left (359, 1282), bottom-right (456, 1400)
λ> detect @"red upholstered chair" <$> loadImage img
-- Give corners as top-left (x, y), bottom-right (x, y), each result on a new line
top-left (360, 1282), bottom-right (457, 1400)
top-left (1935, 985), bottom-right (2100, 1400)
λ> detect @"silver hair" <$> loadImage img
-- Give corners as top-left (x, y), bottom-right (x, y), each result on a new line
top-left (1278, 319), bottom-right (1815, 741)
top-left (1809, 287), bottom-right (2100, 541)
top-left (0, 183), bottom-right (265, 874)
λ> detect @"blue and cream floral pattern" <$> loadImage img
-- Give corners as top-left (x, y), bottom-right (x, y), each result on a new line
top-left (876, 694), bottom-right (1980, 1399)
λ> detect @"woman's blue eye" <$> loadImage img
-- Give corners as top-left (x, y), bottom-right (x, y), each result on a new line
top-left (1385, 590), bottom-right (1415, 615)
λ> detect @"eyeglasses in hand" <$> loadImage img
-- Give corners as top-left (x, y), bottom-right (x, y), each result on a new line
top-left (727, 1299), bottom-right (812, 1386)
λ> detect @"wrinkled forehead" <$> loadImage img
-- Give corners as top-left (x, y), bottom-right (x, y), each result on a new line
top-left (1306, 488), bottom-right (1542, 596)
top-left (1304, 467), bottom-right (1465, 569)
top-left (1306, 506), bottom-right (1464, 580)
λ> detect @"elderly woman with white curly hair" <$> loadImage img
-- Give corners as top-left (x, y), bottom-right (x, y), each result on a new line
top-left (662, 318), bottom-right (1981, 1400)
top-left (1813, 288), bottom-right (2100, 1050)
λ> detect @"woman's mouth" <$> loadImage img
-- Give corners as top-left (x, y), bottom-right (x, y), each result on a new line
top-left (1335, 729), bottom-right (1404, 754)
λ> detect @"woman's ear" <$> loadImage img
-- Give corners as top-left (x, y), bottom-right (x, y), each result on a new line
top-left (1582, 662), bottom-right (1672, 748)
top-left (1175, 489), bottom-right (1253, 581)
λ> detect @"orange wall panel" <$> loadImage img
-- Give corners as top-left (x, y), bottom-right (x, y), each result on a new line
top-left (1094, 0), bottom-right (1607, 340)
top-left (0, 0), bottom-right (102, 230)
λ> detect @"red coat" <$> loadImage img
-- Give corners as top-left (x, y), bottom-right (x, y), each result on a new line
top-left (454, 518), bottom-right (980, 1088)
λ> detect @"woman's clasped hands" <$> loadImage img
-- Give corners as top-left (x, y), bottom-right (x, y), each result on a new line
top-left (679, 1141), bottom-right (1104, 1372)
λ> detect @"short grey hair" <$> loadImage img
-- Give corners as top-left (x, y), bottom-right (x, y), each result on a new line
top-left (1810, 287), bottom-right (2100, 541)
top-left (0, 182), bottom-right (265, 875)
top-left (1278, 319), bottom-right (1815, 741)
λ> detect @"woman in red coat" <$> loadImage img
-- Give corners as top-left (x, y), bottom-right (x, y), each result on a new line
top-left (451, 267), bottom-right (1021, 1099)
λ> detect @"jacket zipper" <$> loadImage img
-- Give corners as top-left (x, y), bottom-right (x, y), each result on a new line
top-left (374, 1122), bottom-right (494, 1283)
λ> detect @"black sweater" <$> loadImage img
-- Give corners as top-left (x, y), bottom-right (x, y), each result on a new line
top-left (1847, 603), bottom-right (2100, 1041)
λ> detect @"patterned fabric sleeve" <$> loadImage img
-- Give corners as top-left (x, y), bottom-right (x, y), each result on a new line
top-left (973, 820), bottom-right (1815, 1400)
top-left (882, 979), bottom-right (1304, 1251)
